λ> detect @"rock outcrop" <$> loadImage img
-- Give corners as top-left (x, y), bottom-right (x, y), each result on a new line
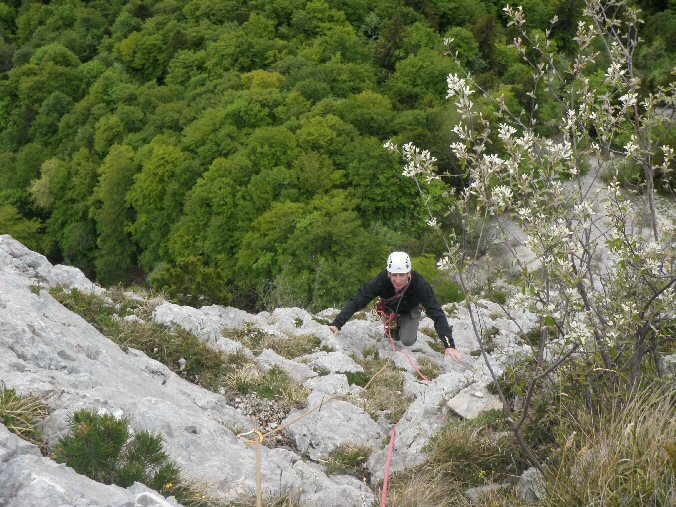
top-left (0, 234), bottom-right (537, 505)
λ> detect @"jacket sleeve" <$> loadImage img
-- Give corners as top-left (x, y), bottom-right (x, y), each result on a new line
top-left (330, 273), bottom-right (384, 329)
top-left (415, 274), bottom-right (456, 349)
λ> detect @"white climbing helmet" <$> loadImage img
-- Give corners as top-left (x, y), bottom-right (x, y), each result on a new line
top-left (386, 251), bottom-right (411, 273)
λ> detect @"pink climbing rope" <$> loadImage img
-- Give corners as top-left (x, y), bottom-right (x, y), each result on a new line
top-left (380, 423), bottom-right (398, 507)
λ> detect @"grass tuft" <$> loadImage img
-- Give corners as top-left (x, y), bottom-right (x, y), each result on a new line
top-left (222, 324), bottom-right (321, 359)
top-left (352, 352), bottom-right (412, 423)
top-left (424, 416), bottom-right (528, 487)
top-left (545, 383), bottom-right (675, 506)
top-left (0, 383), bottom-right (49, 451)
top-left (416, 356), bottom-right (442, 380)
top-left (324, 443), bottom-right (372, 482)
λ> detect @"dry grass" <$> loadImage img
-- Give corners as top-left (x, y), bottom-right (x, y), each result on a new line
top-left (380, 410), bottom-right (532, 507)
top-left (416, 356), bottom-right (442, 380)
top-left (0, 383), bottom-right (49, 451)
top-left (382, 463), bottom-right (532, 507)
top-left (383, 464), bottom-right (464, 506)
top-left (545, 383), bottom-right (676, 506)
top-left (352, 351), bottom-right (412, 424)
top-left (229, 492), bottom-right (302, 506)
top-left (425, 417), bottom-right (527, 486)
top-left (222, 325), bottom-right (321, 359)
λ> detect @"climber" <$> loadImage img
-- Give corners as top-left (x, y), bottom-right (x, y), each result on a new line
top-left (328, 252), bottom-right (462, 362)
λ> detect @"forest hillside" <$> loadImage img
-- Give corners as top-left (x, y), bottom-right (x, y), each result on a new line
top-left (1, 0), bottom-right (673, 312)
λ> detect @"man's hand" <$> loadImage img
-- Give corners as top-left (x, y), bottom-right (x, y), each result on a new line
top-left (329, 325), bottom-right (339, 335)
top-left (444, 347), bottom-right (462, 362)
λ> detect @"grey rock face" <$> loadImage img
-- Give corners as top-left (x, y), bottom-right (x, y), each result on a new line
top-left (660, 353), bottom-right (676, 376)
top-left (0, 237), bottom-right (371, 504)
top-left (367, 370), bottom-right (468, 481)
top-left (257, 348), bottom-right (318, 381)
top-left (153, 302), bottom-right (247, 354)
top-left (446, 383), bottom-right (503, 419)
top-left (282, 392), bottom-right (383, 460)
top-left (303, 374), bottom-right (360, 398)
top-left (301, 350), bottom-right (364, 373)
top-left (464, 482), bottom-right (512, 503)
top-left (0, 236), bottom-right (536, 506)
top-left (517, 466), bottom-right (545, 502)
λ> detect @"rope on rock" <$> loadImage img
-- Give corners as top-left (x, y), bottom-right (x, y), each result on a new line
top-left (380, 423), bottom-right (398, 507)
top-left (237, 306), bottom-right (433, 506)
top-left (236, 362), bottom-right (393, 504)
top-left (238, 429), bottom-right (265, 507)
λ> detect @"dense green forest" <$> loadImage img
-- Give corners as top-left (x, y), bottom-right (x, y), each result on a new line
top-left (0, 0), bottom-right (673, 310)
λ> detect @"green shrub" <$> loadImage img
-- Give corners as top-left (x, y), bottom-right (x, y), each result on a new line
top-left (55, 410), bottom-right (179, 491)
top-left (0, 383), bottom-right (48, 450)
top-left (54, 410), bottom-right (223, 505)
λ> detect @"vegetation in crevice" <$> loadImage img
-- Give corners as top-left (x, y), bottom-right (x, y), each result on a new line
top-left (0, 383), bottom-right (49, 452)
top-left (50, 286), bottom-right (308, 412)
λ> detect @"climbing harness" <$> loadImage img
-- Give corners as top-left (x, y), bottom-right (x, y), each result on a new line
top-left (371, 298), bottom-right (400, 340)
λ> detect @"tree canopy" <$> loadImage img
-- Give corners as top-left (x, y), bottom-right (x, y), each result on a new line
top-left (0, 0), bottom-right (672, 310)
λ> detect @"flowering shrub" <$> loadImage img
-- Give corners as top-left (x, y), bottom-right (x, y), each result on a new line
top-left (387, 0), bottom-right (675, 471)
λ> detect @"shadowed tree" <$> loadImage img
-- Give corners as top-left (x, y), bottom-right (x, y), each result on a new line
top-left (127, 143), bottom-right (199, 272)
top-left (91, 145), bottom-right (138, 285)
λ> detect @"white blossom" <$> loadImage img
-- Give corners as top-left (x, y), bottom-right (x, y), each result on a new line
top-left (498, 123), bottom-right (517, 143)
top-left (450, 141), bottom-right (468, 160)
top-left (446, 74), bottom-right (473, 99)
top-left (437, 255), bottom-right (453, 271)
top-left (401, 142), bottom-right (437, 179)
top-left (491, 185), bottom-right (513, 210)
top-left (619, 92), bottom-right (637, 108)
top-left (624, 140), bottom-right (639, 157)
top-left (515, 131), bottom-right (535, 152)
top-left (604, 62), bottom-right (626, 84)
top-left (517, 207), bottom-right (532, 222)
top-left (544, 138), bottom-right (573, 162)
top-left (567, 316), bottom-right (592, 345)
top-left (573, 201), bottom-right (595, 218)
top-left (383, 139), bottom-right (397, 153)
top-left (509, 292), bottom-right (532, 312)
top-left (503, 5), bottom-right (525, 27)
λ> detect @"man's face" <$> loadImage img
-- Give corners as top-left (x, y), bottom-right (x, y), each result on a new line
top-left (388, 272), bottom-right (410, 291)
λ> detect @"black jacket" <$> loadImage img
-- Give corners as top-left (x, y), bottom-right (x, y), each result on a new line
top-left (330, 270), bottom-right (455, 348)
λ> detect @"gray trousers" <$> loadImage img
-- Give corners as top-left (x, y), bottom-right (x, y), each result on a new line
top-left (384, 305), bottom-right (422, 346)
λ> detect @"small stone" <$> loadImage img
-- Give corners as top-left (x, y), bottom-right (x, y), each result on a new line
top-left (474, 391), bottom-right (484, 398)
